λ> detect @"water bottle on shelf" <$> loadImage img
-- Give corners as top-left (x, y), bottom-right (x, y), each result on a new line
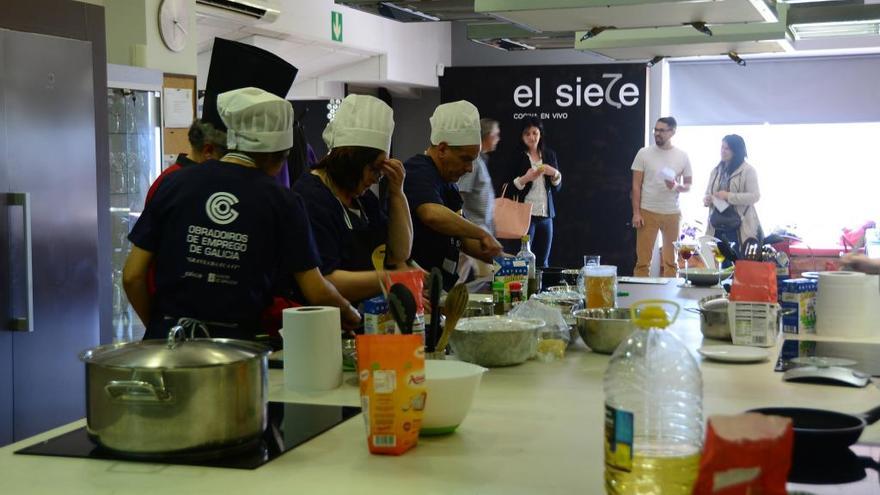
top-left (603, 300), bottom-right (703, 495)
top-left (517, 235), bottom-right (537, 298)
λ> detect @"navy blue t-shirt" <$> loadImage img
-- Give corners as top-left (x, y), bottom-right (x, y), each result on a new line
top-left (292, 172), bottom-right (389, 274)
top-left (403, 154), bottom-right (463, 289)
top-left (129, 160), bottom-right (320, 338)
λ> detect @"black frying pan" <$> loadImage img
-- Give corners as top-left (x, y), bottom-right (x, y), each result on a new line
top-left (750, 405), bottom-right (880, 452)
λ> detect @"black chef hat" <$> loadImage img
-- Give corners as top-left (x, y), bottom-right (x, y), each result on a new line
top-left (202, 38), bottom-right (298, 132)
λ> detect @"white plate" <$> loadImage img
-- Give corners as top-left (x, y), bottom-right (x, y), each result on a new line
top-left (698, 345), bottom-right (769, 363)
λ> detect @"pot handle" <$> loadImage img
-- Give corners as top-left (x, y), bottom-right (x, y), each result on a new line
top-left (859, 404), bottom-right (880, 426)
top-left (105, 380), bottom-right (172, 402)
top-left (685, 307), bottom-right (704, 315)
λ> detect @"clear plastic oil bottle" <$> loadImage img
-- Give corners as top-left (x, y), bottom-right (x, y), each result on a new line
top-left (603, 300), bottom-right (703, 495)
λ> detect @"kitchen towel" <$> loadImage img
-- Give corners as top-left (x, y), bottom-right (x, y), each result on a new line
top-left (281, 306), bottom-right (343, 391)
top-left (816, 271), bottom-right (880, 338)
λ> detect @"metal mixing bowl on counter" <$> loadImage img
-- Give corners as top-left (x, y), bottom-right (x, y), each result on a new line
top-left (574, 308), bottom-right (636, 354)
top-left (450, 316), bottom-right (545, 367)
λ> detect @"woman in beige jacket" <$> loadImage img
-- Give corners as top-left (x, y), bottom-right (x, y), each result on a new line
top-left (703, 134), bottom-right (762, 252)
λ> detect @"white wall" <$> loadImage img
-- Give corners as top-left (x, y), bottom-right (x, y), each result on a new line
top-left (144, 0), bottom-right (198, 75)
top-left (84, 0), bottom-right (198, 74)
top-left (197, 0), bottom-right (451, 98)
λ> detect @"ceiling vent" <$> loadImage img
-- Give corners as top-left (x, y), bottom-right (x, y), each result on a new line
top-left (195, 0), bottom-right (281, 23)
top-left (472, 38), bottom-right (535, 51)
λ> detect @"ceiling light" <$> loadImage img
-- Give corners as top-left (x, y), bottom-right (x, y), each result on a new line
top-left (646, 56), bottom-right (665, 67)
top-left (376, 2), bottom-right (439, 22)
top-left (689, 21), bottom-right (713, 36)
top-left (727, 51), bottom-right (747, 66)
top-left (579, 26), bottom-right (613, 42)
top-left (790, 19), bottom-right (880, 40)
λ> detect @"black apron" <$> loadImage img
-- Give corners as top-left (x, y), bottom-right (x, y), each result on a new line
top-left (339, 196), bottom-right (387, 272)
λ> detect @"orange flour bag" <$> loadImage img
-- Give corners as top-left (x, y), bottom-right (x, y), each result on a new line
top-left (355, 334), bottom-right (426, 455)
top-left (693, 413), bottom-right (793, 495)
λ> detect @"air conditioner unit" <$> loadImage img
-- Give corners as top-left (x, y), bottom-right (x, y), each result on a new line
top-left (195, 0), bottom-right (281, 23)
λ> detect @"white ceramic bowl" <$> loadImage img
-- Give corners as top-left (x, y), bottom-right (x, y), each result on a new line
top-left (421, 360), bottom-right (487, 436)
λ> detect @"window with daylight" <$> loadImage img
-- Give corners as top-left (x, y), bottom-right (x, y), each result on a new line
top-left (673, 122), bottom-right (880, 246)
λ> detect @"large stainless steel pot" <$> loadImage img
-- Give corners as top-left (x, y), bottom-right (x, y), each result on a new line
top-left (688, 296), bottom-right (731, 341)
top-left (79, 326), bottom-right (271, 456)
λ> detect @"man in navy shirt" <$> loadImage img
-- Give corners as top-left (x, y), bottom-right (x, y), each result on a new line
top-left (124, 88), bottom-right (359, 339)
top-left (404, 101), bottom-right (503, 289)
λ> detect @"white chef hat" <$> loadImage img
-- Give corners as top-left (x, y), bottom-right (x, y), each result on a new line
top-left (322, 94), bottom-right (395, 153)
top-left (217, 87), bottom-right (294, 152)
top-left (429, 100), bottom-right (481, 146)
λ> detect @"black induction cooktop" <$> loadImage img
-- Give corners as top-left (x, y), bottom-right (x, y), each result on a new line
top-left (15, 402), bottom-right (360, 470)
top-left (788, 443), bottom-right (880, 490)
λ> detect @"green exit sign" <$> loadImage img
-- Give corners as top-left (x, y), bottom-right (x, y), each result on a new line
top-left (331, 11), bottom-right (343, 42)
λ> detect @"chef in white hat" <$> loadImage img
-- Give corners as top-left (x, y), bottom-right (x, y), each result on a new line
top-left (292, 94), bottom-right (412, 304)
top-left (124, 87), bottom-right (360, 339)
top-left (403, 100), bottom-right (503, 290)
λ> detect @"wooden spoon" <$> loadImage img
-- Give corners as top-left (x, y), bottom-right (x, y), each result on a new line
top-left (435, 283), bottom-right (469, 353)
top-left (371, 244), bottom-right (388, 298)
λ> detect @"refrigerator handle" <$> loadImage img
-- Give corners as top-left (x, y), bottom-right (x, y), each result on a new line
top-left (6, 193), bottom-right (34, 332)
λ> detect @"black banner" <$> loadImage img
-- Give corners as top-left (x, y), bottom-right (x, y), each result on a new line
top-left (440, 64), bottom-right (647, 273)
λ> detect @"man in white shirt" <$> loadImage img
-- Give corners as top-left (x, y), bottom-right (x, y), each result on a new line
top-left (631, 117), bottom-right (692, 277)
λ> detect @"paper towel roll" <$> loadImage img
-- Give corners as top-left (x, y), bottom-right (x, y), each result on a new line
top-left (281, 306), bottom-right (342, 391)
top-left (816, 271), bottom-right (880, 338)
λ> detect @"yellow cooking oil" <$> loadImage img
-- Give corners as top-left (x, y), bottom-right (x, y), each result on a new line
top-left (536, 338), bottom-right (566, 361)
top-left (606, 451), bottom-right (701, 495)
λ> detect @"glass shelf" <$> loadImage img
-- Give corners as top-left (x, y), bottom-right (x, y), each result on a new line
top-left (107, 87), bottom-right (161, 342)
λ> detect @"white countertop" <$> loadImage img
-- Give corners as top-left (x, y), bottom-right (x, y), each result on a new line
top-left (2, 282), bottom-right (879, 494)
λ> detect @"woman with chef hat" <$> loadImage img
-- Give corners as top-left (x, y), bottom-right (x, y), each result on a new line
top-left (123, 87), bottom-right (360, 340)
top-left (292, 94), bottom-right (412, 304)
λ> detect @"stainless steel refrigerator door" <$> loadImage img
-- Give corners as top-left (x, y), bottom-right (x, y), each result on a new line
top-left (1, 29), bottom-right (99, 441)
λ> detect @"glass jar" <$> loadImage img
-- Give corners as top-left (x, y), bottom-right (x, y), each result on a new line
top-left (585, 265), bottom-right (617, 309)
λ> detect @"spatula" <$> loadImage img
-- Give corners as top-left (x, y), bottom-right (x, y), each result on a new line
top-left (434, 283), bottom-right (469, 354)
top-left (716, 233), bottom-right (738, 263)
top-left (389, 283), bottom-right (417, 334)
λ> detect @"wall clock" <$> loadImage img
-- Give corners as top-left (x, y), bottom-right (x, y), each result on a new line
top-left (158, 0), bottom-right (190, 53)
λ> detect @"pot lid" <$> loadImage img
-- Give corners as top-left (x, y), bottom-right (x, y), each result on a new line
top-left (80, 338), bottom-right (270, 368)
top-left (535, 290), bottom-right (582, 302)
top-left (700, 296), bottom-right (729, 311)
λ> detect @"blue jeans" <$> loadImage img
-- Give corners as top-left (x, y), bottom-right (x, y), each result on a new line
top-left (528, 216), bottom-right (553, 268)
